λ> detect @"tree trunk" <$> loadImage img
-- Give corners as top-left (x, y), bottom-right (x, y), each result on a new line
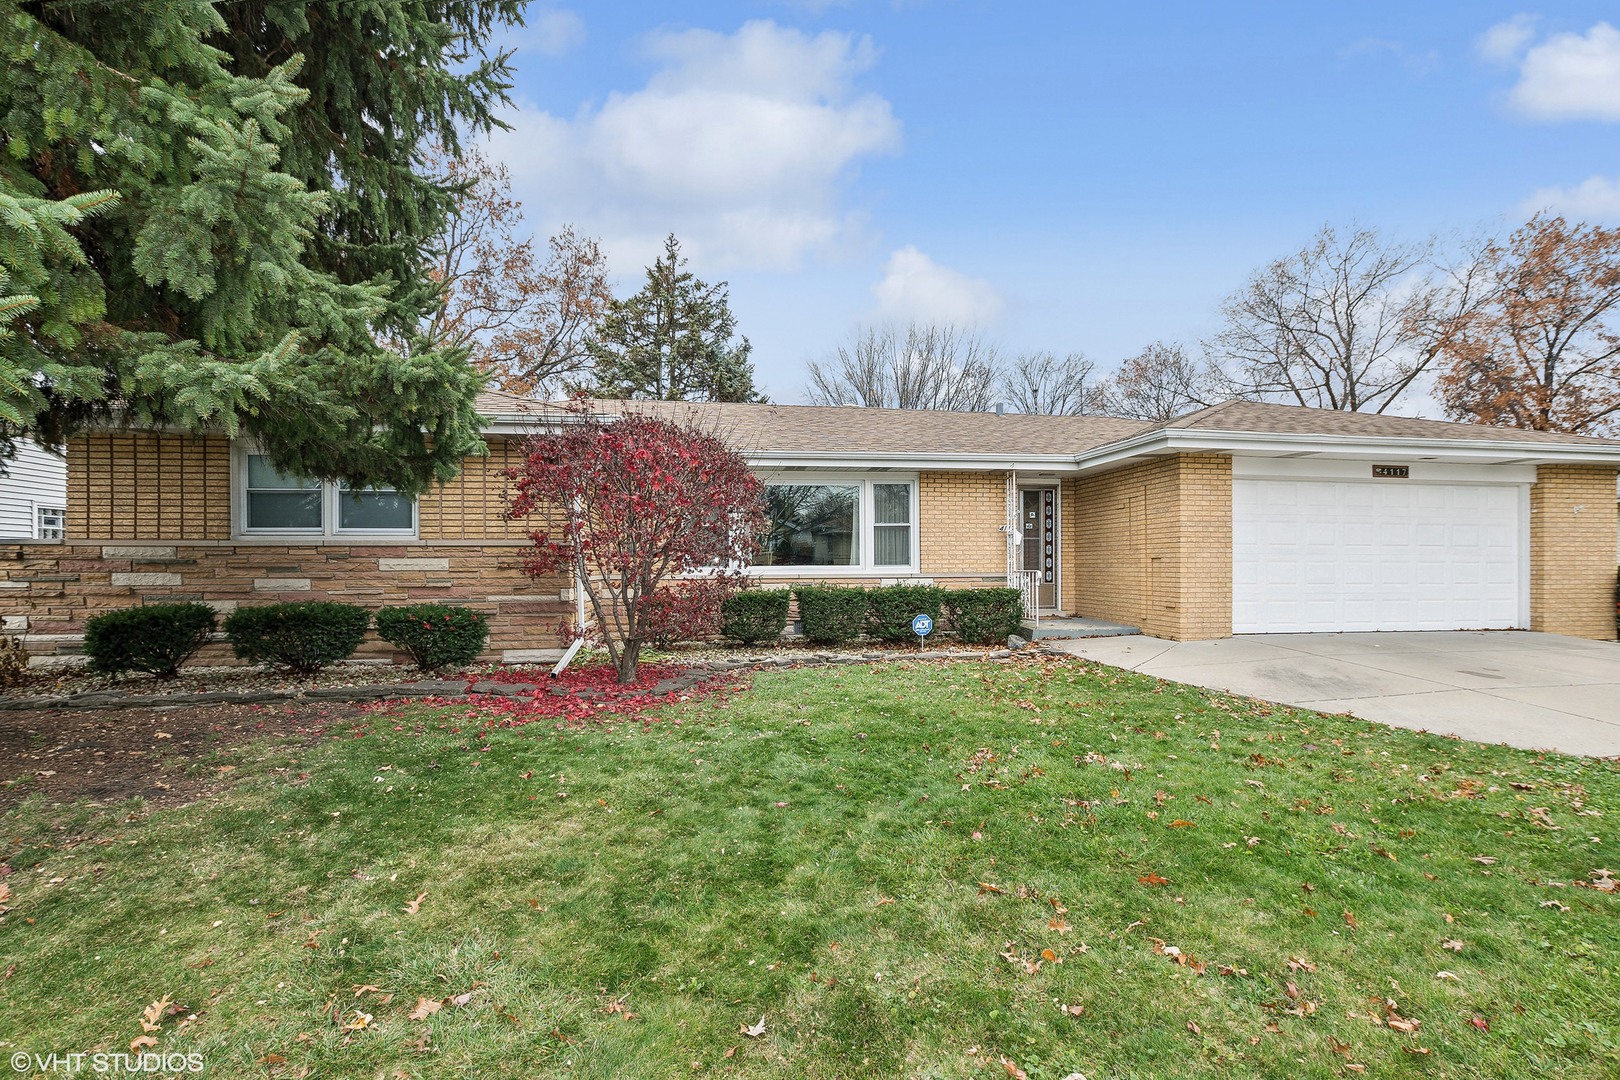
top-left (617, 638), bottom-right (642, 686)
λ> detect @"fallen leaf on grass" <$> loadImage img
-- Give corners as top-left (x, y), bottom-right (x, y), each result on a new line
top-left (1342, 909), bottom-right (1358, 931)
top-left (340, 1011), bottom-right (372, 1032)
top-left (1528, 807), bottom-right (1560, 830)
top-left (978, 882), bottom-right (1005, 895)
top-left (1048, 915), bottom-right (1071, 933)
top-left (129, 1036), bottom-right (157, 1052)
top-left (1441, 939), bottom-right (1464, 952)
top-left (1470, 1017), bottom-right (1490, 1032)
top-left (258, 1054), bottom-right (286, 1065)
top-left (742, 1016), bottom-right (767, 1038)
top-left (1471, 856), bottom-right (1498, 865)
top-left (408, 997), bottom-right (442, 1021)
top-left (1435, 971), bottom-right (1460, 981)
top-left (1001, 1057), bottom-right (1028, 1079)
top-left (140, 996), bottom-right (171, 1033)
top-left (1040, 948), bottom-right (1062, 964)
top-left (1138, 873), bottom-right (1170, 887)
top-left (1169, 820), bottom-right (1196, 828)
top-left (1060, 1003), bottom-right (1085, 1017)
top-left (403, 891), bottom-right (428, 915)
top-left (1327, 1036), bottom-right (1352, 1057)
top-left (1186, 1021), bottom-right (1202, 1036)
top-left (1402, 1046), bottom-right (1433, 1056)
top-left (1540, 900), bottom-right (1571, 913)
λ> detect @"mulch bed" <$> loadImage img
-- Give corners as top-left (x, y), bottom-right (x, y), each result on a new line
top-left (0, 699), bottom-right (350, 813)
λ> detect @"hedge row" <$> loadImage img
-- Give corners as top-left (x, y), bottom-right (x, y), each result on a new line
top-left (83, 601), bottom-right (490, 677)
top-left (719, 585), bottom-right (1025, 647)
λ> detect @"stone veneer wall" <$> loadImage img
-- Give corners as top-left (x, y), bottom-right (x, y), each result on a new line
top-left (1066, 454), bottom-right (1233, 640)
top-left (1529, 463), bottom-right (1620, 641)
top-left (0, 541), bottom-right (571, 663)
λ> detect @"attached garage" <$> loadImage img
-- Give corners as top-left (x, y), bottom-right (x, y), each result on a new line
top-left (1231, 461), bottom-right (1530, 634)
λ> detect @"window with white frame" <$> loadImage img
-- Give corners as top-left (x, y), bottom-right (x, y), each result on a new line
top-left (240, 453), bottom-right (415, 536)
top-left (37, 505), bottom-right (65, 540)
top-left (755, 476), bottom-right (916, 572)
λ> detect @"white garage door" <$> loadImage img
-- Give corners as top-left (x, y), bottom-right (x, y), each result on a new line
top-left (1232, 479), bottom-right (1526, 634)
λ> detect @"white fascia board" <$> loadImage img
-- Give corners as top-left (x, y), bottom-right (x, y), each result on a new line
top-left (742, 450), bottom-right (1083, 473)
top-left (482, 412), bottom-right (609, 436)
top-left (1074, 428), bottom-right (1620, 471)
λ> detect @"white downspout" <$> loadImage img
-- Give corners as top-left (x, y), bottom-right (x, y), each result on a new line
top-left (550, 501), bottom-right (591, 679)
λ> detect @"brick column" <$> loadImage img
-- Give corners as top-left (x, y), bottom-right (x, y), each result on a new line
top-left (1529, 463), bottom-right (1619, 640)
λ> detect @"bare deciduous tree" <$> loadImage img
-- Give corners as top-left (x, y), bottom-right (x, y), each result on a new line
top-left (424, 146), bottom-right (613, 397)
top-left (1100, 341), bottom-right (1228, 421)
top-left (1209, 223), bottom-right (1470, 413)
top-left (805, 323), bottom-right (1003, 410)
top-left (1000, 351), bottom-right (1106, 415)
top-left (1436, 214), bottom-right (1620, 434)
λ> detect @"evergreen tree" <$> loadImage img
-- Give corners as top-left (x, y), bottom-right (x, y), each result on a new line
top-left (0, 0), bottom-right (523, 492)
top-left (585, 235), bottom-right (764, 403)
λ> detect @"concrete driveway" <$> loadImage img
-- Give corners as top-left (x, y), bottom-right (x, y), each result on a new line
top-left (1049, 631), bottom-right (1620, 757)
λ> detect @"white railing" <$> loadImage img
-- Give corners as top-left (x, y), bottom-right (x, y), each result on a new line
top-left (1010, 569), bottom-right (1040, 626)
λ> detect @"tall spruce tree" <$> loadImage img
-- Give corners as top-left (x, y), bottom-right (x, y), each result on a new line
top-left (0, 0), bottom-right (524, 491)
top-left (585, 235), bottom-right (763, 403)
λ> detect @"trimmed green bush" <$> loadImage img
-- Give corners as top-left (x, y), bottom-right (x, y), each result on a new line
top-left (375, 604), bottom-right (490, 672)
top-left (83, 602), bottom-right (217, 679)
top-left (223, 602), bottom-right (370, 674)
top-left (866, 584), bottom-right (946, 643)
top-left (944, 587), bottom-right (1026, 645)
top-left (721, 590), bottom-right (789, 645)
top-left (794, 586), bottom-right (869, 645)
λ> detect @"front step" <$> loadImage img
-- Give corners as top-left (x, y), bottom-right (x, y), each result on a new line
top-left (1022, 617), bottom-right (1140, 640)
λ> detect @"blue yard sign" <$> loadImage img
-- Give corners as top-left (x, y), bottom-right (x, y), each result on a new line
top-left (911, 613), bottom-right (934, 639)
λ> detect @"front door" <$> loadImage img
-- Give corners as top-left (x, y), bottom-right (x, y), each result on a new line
top-left (1019, 487), bottom-right (1058, 610)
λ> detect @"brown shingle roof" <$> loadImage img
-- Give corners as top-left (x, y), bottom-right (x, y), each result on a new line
top-left (1159, 399), bottom-right (1620, 447)
top-left (574, 399), bottom-right (1154, 456)
top-left (473, 387), bottom-right (573, 419)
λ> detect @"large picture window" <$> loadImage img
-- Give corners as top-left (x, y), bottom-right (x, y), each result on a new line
top-left (240, 453), bottom-right (416, 536)
top-left (754, 476), bottom-right (915, 572)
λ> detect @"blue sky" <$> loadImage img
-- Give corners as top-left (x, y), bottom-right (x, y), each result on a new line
top-left (483, 3), bottom-right (1620, 402)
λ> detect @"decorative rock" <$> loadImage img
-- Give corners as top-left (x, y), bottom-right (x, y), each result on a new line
top-left (1008, 634), bottom-right (1028, 650)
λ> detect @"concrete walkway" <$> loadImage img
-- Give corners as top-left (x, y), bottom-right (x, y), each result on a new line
top-left (1049, 631), bottom-right (1620, 757)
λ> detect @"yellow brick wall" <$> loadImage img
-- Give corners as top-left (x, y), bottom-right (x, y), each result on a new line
top-left (68, 433), bottom-right (232, 540)
top-left (918, 471), bottom-right (1007, 576)
top-left (1067, 454), bottom-right (1232, 640)
top-left (67, 433), bottom-right (550, 543)
top-left (1529, 463), bottom-right (1619, 640)
top-left (419, 438), bottom-right (537, 540)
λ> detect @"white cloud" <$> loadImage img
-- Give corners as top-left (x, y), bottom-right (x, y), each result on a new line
top-left (1522, 174), bottom-right (1620, 219)
top-left (1476, 14), bottom-right (1538, 63)
top-left (484, 20), bottom-right (900, 271)
top-left (1506, 21), bottom-right (1620, 120)
top-left (872, 246), bottom-right (1003, 325)
top-left (514, 9), bottom-right (586, 57)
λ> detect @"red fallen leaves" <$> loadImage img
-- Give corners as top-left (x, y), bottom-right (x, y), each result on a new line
top-left (360, 662), bottom-right (747, 730)
top-left (1139, 873), bottom-right (1171, 887)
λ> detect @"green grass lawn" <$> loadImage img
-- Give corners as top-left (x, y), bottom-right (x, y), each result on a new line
top-left (2, 656), bottom-right (1618, 1078)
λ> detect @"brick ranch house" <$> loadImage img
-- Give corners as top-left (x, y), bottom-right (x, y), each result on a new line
top-left (3, 390), bottom-right (1619, 663)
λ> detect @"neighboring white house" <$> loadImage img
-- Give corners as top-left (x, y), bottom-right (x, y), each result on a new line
top-left (0, 438), bottom-right (67, 540)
